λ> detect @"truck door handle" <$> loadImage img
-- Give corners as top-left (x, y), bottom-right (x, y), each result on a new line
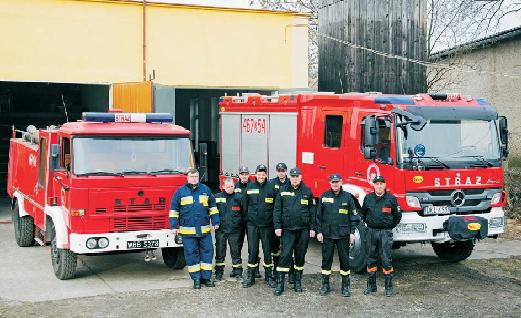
top-left (355, 172), bottom-right (363, 176)
top-left (319, 165), bottom-right (326, 169)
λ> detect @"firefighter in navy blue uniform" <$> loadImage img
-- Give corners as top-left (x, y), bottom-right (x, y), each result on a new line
top-left (214, 178), bottom-right (246, 281)
top-left (273, 167), bottom-right (316, 296)
top-left (316, 174), bottom-right (357, 297)
top-left (361, 176), bottom-right (401, 297)
top-left (169, 169), bottom-right (220, 289)
top-left (268, 162), bottom-right (292, 281)
top-left (242, 164), bottom-right (277, 288)
top-left (234, 165), bottom-right (259, 278)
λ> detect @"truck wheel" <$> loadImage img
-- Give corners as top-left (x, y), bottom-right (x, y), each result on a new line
top-left (162, 247), bottom-right (186, 269)
top-left (49, 222), bottom-right (77, 280)
top-left (432, 240), bottom-right (474, 262)
top-left (12, 202), bottom-right (35, 247)
top-left (350, 224), bottom-right (368, 274)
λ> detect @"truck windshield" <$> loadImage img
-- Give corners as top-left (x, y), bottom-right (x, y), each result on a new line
top-left (396, 119), bottom-right (501, 167)
top-left (72, 136), bottom-right (195, 175)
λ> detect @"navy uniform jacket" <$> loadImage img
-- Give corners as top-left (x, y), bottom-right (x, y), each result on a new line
top-left (169, 183), bottom-right (219, 237)
top-left (316, 189), bottom-right (356, 239)
top-left (234, 180), bottom-right (250, 195)
top-left (214, 191), bottom-right (246, 234)
top-left (361, 192), bottom-right (401, 229)
top-left (244, 180), bottom-right (277, 227)
top-left (269, 176), bottom-right (289, 194)
top-left (274, 182), bottom-right (315, 231)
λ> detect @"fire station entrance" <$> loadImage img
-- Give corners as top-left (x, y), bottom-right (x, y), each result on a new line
top-left (0, 81), bottom-right (110, 195)
top-left (174, 88), bottom-right (271, 188)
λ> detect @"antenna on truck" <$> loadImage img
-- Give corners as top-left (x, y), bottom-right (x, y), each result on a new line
top-left (61, 94), bottom-right (69, 123)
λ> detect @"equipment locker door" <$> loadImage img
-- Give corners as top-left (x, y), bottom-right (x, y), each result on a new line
top-left (240, 114), bottom-right (269, 174)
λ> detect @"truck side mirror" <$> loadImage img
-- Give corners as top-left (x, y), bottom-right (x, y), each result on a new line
top-left (362, 116), bottom-right (378, 159)
top-left (498, 116), bottom-right (508, 146)
top-left (198, 142), bottom-right (208, 182)
top-left (50, 144), bottom-right (60, 171)
top-left (363, 146), bottom-right (376, 160)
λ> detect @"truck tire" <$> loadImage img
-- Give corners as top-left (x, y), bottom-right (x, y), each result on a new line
top-left (162, 247), bottom-right (186, 269)
top-left (49, 222), bottom-right (77, 280)
top-left (350, 224), bottom-right (368, 274)
top-left (12, 202), bottom-right (35, 247)
top-left (432, 240), bottom-right (474, 262)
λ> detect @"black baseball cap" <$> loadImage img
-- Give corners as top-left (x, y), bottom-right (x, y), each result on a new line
top-left (256, 164), bottom-right (268, 173)
top-left (329, 173), bottom-right (342, 182)
top-left (373, 176), bottom-right (386, 183)
top-left (276, 163), bottom-right (287, 171)
top-left (239, 165), bottom-right (249, 174)
top-left (289, 167), bottom-right (301, 176)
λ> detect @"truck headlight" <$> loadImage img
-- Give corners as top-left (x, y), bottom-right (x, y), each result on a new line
top-left (406, 196), bottom-right (421, 208)
top-left (98, 237), bottom-right (109, 248)
top-left (396, 223), bottom-right (426, 234)
top-left (491, 193), bottom-right (502, 205)
top-left (86, 238), bottom-right (98, 249)
top-left (489, 217), bottom-right (504, 228)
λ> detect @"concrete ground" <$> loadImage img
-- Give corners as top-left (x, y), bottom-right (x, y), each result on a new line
top-left (1, 198), bottom-right (521, 317)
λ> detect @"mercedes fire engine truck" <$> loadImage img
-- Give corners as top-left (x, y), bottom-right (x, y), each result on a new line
top-left (8, 112), bottom-right (191, 279)
top-left (219, 92), bottom-right (508, 272)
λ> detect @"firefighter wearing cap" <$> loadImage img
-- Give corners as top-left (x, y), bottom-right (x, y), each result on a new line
top-left (316, 173), bottom-right (356, 297)
top-left (268, 162), bottom-right (291, 281)
top-left (214, 177), bottom-right (246, 281)
top-left (273, 167), bottom-right (316, 296)
top-left (169, 169), bottom-right (219, 289)
top-left (242, 164), bottom-right (277, 288)
top-left (361, 175), bottom-right (401, 297)
top-left (234, 165), bottom-right (257, 278)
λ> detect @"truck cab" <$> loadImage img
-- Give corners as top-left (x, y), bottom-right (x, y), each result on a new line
top-left (8, 112), bottom-right (192, 279)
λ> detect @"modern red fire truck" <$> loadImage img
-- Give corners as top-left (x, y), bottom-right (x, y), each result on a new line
top-left (8, 112), bottom-right (191, 279)
top-left (219, 92), bottom-right (508, 272)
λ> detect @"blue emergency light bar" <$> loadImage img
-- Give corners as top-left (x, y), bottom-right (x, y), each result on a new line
top-left (82, 112), bottom-right (173, 123)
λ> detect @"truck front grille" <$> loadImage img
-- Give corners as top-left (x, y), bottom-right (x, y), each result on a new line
top-left (113, 215), bottom-right (167, 232)
top-left (113, 203), bottom-right (166, 213)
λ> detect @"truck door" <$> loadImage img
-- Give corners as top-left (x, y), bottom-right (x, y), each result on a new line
top-left (315, 110), bottom-right (348, 192)
top-left (352, 113), bottom-right (395, 192)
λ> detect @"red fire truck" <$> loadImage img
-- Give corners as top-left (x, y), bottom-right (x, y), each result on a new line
top-left (219, 92), bottom-right (508, 272)
top-left (8, 112), bottom-right (191, 279)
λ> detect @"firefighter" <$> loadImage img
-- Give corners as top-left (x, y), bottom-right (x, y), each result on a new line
top-left (273, 167), bottom-right (316, 296)
top-left (234, 165), bottom-right (260, 278)
top-left (268, 162), bottom-right (293, 282)
top-left (361, 176), bottom-right (402, 297)
top-left (242, 164), bottom-right (277, 288)
top-left (214, 178), bottom-right (246, 281)
top-left (169, 169), bottom-right (220, 289)
top-left (315, 173), bottom-right (356, 297)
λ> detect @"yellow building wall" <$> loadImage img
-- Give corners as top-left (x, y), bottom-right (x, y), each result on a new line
top-left (0, 0), bottom-right (309, 89)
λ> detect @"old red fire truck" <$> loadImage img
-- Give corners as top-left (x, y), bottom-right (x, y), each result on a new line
top-left (8, 112), bottom-right (191, 279)
top-left (219, 92), bottom-right (508, 272)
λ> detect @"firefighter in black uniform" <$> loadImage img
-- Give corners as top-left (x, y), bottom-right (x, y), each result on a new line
top-left (268, 162), bottom-right (293, 282)
top-left (242, 164), bottom-right (277, 288)
top-left (273, 167), bottom-right (316, 296)
top-left (361, 176), bottom-right (401, 297)
top-left (316, 173), bottom-right (356, 297)
top-left (214, 178), bottom-right (246, 281)
top-left (234, 165), bottom-right (257, 278)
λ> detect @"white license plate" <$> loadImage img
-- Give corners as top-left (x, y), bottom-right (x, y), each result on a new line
top-left (127, 239), bottom-right (159, 249)
top-left (424, 206), bottom-right (451, 215)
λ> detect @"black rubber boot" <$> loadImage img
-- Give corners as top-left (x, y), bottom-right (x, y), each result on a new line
top-left (242, 268), bottom-right (256, 288)
top-left (232, 267), bottom-right (243, 279)
top-left (293, 271), bottom-right (303, 292)
top-left (214, 267), bottom-right (224, 281)
top-left (265, 268), bottom-right (276, 288)
top-left (193, 279), bottom-right (201, 289)
top-left (288, 268), bottom-right (295, 284)
top-left (203, 278), bottom-right (215, 287)
top-left (341, 275), bottom-right (352, 297)
top-left (384, 274), bottom-right (394, 297)
top-left (364, 272), bottom-right (377, 295)
top-left (319, 275), bottom-right (330, 296)
top-left (274, 272), bottom-right (285, 296)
